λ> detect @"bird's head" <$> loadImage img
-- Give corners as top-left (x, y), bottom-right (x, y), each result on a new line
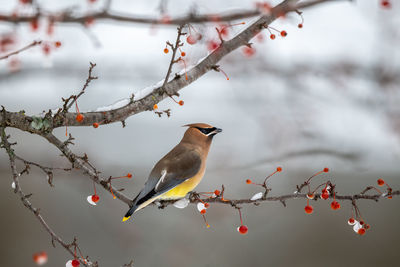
top-left (182, 123), bottom-right (222, 145)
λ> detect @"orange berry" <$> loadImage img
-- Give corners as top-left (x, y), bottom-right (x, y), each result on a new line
top-left (214, 190), bottom-right (220, 196)
top-left (200, 209), bottom-right (206, 214)
top-left (163, 48), bottom-right (169, 54)
top-left (153, 104), bottom-right (158, 110)
top-left (246, 179), bottom-right (252, 184)
top-left (76, 113), bottom-right (84, 123)
top-left (54, 41), bottom-right (62, 48)
top-left (304, 205), bottom-right (313, 214)
top-left (377, 178), bottom-right (385, 186)
top-left (92, 122), bottom-right (99, 128)
top-left (330, 201), bottom-right (340, 210)
top-left (181, 51), bottom-right (186, 57)
top-left (178, 100), bottom-right (184, 106)
top-left (276, 166), bottom-right (282, 172)
top-left (126, 173), bottom-right (132, 178)
top-left (357, 228), bottom-right (366, 235)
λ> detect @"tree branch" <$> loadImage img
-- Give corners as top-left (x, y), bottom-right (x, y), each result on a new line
top-left (0, 40), bottom-right (42, 61)
top-left (0, 0), bottom-right (339, 133)
top-left (0, 127), bottom-right (95, 267)
top-left (0, 9), bottom-right (261, 26)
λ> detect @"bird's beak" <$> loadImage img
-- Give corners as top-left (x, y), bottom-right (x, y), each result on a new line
top-left (215, 128), bottom-right (222, 133)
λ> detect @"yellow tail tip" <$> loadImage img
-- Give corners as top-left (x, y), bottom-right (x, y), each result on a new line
top-left (122, 216), bottom-right (131, 222)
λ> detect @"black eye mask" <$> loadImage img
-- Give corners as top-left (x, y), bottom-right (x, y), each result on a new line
top-left (196, 127), bottom-right (216, 135)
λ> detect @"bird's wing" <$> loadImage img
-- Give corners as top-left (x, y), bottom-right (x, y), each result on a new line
top-left (134, 147), bottom-right (202, 207)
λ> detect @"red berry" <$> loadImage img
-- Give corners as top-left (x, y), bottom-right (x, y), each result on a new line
top-left (321, 190), bottom-right (329, 200)
top-left (76, 113), bottom-right (84, 123)
top-left (126, 173), bottom-right (132, 178)
top-left (214, 190), bottom-right (220, 196)
top-left (276, 166), bottom-right (282, 172)
top-left (85, 17), bottom-right (94, 27)
top-left (298, 23), bottom-right (303, 28)
top-left (187, 35), bottom-right (197, 45)
top-left (204, 203), bottom-right (210, 208)
top-left (377, 178), bottom-right (385, 186)
top-left (357, 228), bottom-right (366, 235)
top-left (381, 0), bottom-right (391, 8)
top-left (364, 224), bottom-right (370, 230)
top-left (161, 15), bottom-right (171, 24)
top-left (280, 30), bottom-right (287, 37)
top-left (91, 194), bottom-right (99, 203)
top-left (181, 51), bottom-right (186, 57)
top-left (30, 18), bottom-right (39, 31)
top-left (330, 201), bottom-right (340, 210)
top-left (323, 167), bottom-right (329, 173)
top-left (54, 41), bottom-right (61, 48)
top-left (71, 259), bottom-right (80, 267)
top-left (178, 100), bottom-right (184, 106)
top-left (47, 21), bottom-right (54, 36)
top-left (359, 220), bottom-right (364, 225)
top-left (42, 44), bottom-right (51, 55)
top-left (207, 40), bottom-right (219, 51)
top-left (246, 179), bottom-right (252, 184)
top-left (270, 34), bottom-right (276, 40)
top-left (306, 193), bottom-right (315, 200)
top-left (304, 205), bottom-right (313, 214)
top-left (348, 218), bottom-right (355, 225)
top-left (200, 209), bottom-right (206, 214)
top-left (92, 122), bottom-right (99, 128)
top-left (20, 0), bottom-right (32, 4)
top-left (242, 46), bottom-right (255, 57)
top-left (220, 26), bottom-right (229, 37)
top-left (238, 225), bottom-right (248, 234)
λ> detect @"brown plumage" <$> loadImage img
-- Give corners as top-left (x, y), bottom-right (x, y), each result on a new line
top-left (122, 123), bottom-right (222, 221)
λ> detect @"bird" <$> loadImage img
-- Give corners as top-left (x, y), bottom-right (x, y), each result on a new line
top-left (122, 123), bottom-right (222, 222)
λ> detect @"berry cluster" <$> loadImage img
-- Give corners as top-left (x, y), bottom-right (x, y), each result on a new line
top-left (86, 173), bottom-right (132, 205)
top-left (193, 189), bottom-right (222, 228)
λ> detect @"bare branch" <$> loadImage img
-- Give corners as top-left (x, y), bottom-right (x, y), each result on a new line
top-left (0, 9), bottom-right (261, 26)
top-left (0, 127), bottom-right (95, 267)
top-left (0, 40), bottom-right (42, 61)
top-left (1, 0), bottom-right (339, 132)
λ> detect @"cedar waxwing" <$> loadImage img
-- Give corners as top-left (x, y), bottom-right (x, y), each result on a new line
top-left (122, 123), bottom-right (222, 222)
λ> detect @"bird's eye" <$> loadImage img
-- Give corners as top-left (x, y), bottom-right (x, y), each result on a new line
top-left (196, 127), bottom-right (216, 135)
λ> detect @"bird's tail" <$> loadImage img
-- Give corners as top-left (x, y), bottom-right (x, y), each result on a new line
top-left (122, 205), bottom-right (138, 222)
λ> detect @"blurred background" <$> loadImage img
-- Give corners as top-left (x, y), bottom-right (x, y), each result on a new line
top-left (0, 0), bottom-right (399, 266)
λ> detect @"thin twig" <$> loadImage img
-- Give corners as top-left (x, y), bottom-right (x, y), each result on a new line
top-left (0, 40), bottom-right (42, 60)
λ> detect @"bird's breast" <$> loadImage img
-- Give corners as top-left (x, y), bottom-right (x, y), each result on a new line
top-left (160, 169), bottom-right (206, 199)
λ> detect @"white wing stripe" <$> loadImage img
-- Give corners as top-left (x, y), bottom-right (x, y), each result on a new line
top-left (155, 170), bottom-right (167, 190)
